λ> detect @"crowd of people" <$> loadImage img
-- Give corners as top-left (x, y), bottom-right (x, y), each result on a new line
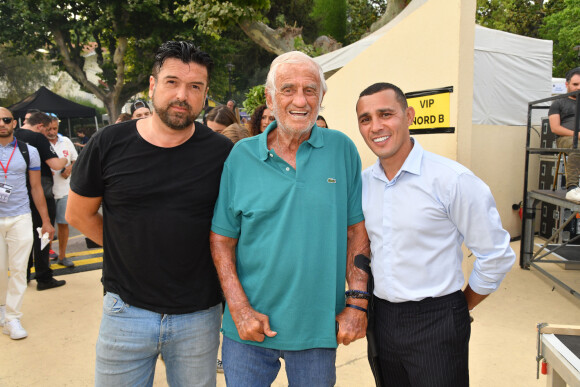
top-left (5, 39), bottom-right (578, 387)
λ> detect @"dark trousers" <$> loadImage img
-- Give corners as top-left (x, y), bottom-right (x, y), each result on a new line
top-left (27, 196), bottom-right (56, 283)
top-left (372, 291), bottom-right (471, 387)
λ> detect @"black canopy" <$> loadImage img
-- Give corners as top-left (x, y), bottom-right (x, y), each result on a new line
top-left (9, 86), bottom-right (96, 119)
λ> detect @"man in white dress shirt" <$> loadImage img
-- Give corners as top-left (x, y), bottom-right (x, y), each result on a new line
top-left (44, 116), bottom-right (77, 267)
top-left (356, 82), bottom-right (515, 387)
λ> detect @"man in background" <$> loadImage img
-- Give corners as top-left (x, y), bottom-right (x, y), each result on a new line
top-left (0, 107), bottom-right (55, 339)
top-left (44, 115), bottom-right (77, 268)
top-left (15, 112), bottom-right (66, 290)
top-left (549, 67), bottom-right (580, 201)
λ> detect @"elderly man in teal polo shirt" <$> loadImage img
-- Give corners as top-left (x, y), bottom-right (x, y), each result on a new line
top-left (210, 51), bottom-right (370, 386)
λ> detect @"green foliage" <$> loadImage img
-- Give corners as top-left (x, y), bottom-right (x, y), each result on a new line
top-left (311, 0), bottom-right (347, 43)
top-left (66, 95), bottom-right (107, 116)
top-left (476, 0), bottom-right (579, 77)
top-left (0, 49), bottom-right (55, 106)
top-left (476, 0), bottom-right (545, 37)
top-left (345, 0), bottom-right (387, 44)
top-left (539, 0), bottom-right (580, 77)
top-left (243, 84), bottom-right (266, 115)
top-left (178, 0), bottom-right (270, 39)
top-left (0, 0), bottom-right (216, 118)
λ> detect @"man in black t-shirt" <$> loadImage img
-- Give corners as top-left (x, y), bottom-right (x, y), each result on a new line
top-left (67, 41), bottom-right (232, 386)
top-left (15, 112), bottom-right (67, 290)
top-left (549, 67), bottom-right (580, 201)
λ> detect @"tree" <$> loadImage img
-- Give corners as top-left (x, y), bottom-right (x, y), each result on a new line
top-left (476, 0), bottom-right (546, 37)
top-left (366, 0), bottom-right (410, 35)
top-left (179, 0), bottom-right (407, 56)
top-left (311, 0), bottom-right (347, 43)
top-left (345, 0), bottom-right (388, 44)
top-left (476, 0), bottom-right (578, 77)
top-left (0, 48), bottom-right (54, 106)
top-left (0, 0), bottom-right (205, 121)
top-left (539, 0), bottom-right (580, 77)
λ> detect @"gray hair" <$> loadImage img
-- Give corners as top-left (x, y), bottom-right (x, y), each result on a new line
top-left (265, 51), bottom-right (327, 104)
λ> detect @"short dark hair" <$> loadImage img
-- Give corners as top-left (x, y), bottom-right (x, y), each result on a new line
top-left (152, 41), bottom-right (213, 85)
top-left (27, 111), bottom-right (51, 126)
top-left (566, 67), bottom-right (580, 82)
top-left (358, 82), bottom-right (408, 110)
top-left (26, 109), bottom-right (41, 115)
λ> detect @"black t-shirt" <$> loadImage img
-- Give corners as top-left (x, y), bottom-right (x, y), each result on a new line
top-left (70, 120), bottom-right (233, 314)
top-left (14, 128), bottom-right (58, 178)
top-left (549, 97), bottom-right (578, 132)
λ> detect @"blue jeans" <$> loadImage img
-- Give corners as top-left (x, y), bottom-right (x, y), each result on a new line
top-left (222, 336), bottom-right (336, 387)
top-left (95, 292), bottom-right (221, 387)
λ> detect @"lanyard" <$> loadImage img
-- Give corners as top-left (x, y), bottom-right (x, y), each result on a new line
top-left (0, 140), bottom-right (18, 182)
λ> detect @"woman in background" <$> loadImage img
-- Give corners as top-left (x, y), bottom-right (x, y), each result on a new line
top-left (249, 104), bottom-right (275, 136)
top-left (205, 105), bottom-right (239, 133)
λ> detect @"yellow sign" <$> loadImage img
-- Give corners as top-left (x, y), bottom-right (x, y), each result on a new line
top-left (407, 92), bottom-right (451, 131)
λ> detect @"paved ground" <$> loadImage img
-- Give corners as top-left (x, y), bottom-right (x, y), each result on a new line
top-left (1, 240), bottom-right (580, 386)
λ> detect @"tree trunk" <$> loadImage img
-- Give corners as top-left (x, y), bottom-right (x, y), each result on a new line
top-left (238, 0), bottom-right (409, 56)
top-left (368, 0), bottom-right (410, 34)
top-left (238, 19), bottom-right (301, 55)
top-left (51, 31), bottom-right (140, 124)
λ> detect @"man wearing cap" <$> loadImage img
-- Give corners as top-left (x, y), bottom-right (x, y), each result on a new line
top-left (131, 99), bottom-right (152, 120)
top-left (0, 107), bottom-right (55, 339)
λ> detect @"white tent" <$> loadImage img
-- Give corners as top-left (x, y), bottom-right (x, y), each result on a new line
top-left (314, 6), bottom-right (552, 126)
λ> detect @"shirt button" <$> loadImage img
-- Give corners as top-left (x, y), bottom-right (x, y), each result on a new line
top-left (286, 167), bottom-right (290, 171)
top-left (269, 154), bottom-right (273, 157)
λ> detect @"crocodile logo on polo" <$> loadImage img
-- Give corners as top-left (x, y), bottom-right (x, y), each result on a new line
top-left (327, 178), bottom-right (336, 183)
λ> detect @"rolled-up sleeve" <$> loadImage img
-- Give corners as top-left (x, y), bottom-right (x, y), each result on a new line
top-left (449, 173), bottom-right (515, 295)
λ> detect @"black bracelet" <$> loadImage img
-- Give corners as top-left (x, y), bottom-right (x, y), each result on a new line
top-left (345, 290), bottom-right (370, 300)
top-left (346, 304), bottom-right (368, 314)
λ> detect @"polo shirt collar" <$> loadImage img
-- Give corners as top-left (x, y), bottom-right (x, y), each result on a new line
top-left (258, 121), bottom-right (324, 161)
top-left (1, 138), bottom-right (17, 148)
top-left (371, 137), bottom-right (423, 181)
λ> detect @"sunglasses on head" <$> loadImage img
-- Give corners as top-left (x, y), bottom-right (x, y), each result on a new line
top-left (1, 117), bottom-right (13, 124)
top-left (47, 113), bottom-right (58, 119)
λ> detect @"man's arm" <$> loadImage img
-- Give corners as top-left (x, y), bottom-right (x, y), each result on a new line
top-left (336, 220), bottom-right (370, 346)
top-left (65, 190), bottom-right (103, 246)
top-left (45, 157), bottom-right (68, 171)
top-left (28, 169), bottom-right (55, 240)
top-left (463, 285), bottom-right (488, 311)
top-left (549, 114), bottom-right (579, 138)
top-left (210, 231), bottom-right (277, 342)
top-left (60, 160), bottom-right (74, 179)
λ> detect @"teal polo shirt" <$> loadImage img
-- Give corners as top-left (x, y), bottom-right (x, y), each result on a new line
top-left (211, 123), bottom-right (364, 350)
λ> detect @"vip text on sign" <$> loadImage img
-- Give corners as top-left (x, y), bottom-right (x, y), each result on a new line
top-left (408, 92), bottom-right (450, 130)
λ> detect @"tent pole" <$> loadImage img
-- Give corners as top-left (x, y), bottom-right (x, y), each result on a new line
top-left (94, 116), bottom-right (99, 131)
top-left (68, 118), bottom-right (72, 138)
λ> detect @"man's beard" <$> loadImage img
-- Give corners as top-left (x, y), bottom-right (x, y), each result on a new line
top-left (152, 97), bottom-right (198, 130)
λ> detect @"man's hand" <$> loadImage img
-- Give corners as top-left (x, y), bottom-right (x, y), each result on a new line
top-left (41, 221), bottom-right (55, 242)
top-left (231, 304), bottom-right (277, 342)
top-left (61, 165), bottom-right (72, 179)
top-left (336, 300), bottom-right (368, 346)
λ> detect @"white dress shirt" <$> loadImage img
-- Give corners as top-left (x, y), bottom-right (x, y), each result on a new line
top-left (50, 134), bottom-right (78, 199)
top-left (362, 139), bottom-right (515, 303)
